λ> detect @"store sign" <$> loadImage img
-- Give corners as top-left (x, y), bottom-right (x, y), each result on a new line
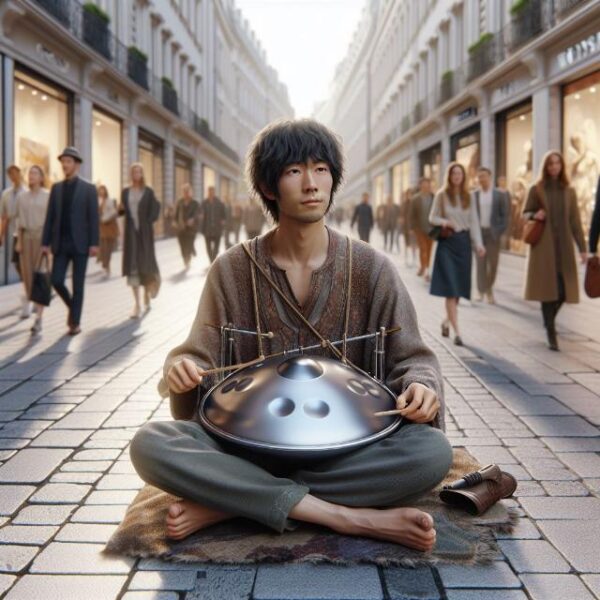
top-left (457, 106), bottom-right (478, 122)
top-left (557, 32), bottom-right (600, 71)
top-left (490, 76), bottom-right (531, 107)
top-left (36, 44), bottom-right (69, 74)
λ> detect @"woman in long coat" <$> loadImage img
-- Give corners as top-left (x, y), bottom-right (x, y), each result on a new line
top-left (523, 150), bottom-right (587, 351)
top-left (120, 163), bottom-right (161, 318)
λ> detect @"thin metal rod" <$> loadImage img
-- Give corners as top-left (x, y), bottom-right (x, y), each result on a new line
top-left (205, 323), bottom-right (274, 338)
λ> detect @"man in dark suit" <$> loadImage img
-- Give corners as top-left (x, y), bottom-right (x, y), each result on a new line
top-left (473, 167), bottom-right (510, 304)
top-left (200, 186), bottom-right (226, 263)
top-left (351, 192), bottom-right (374, 243)
top-left (41, 147), bottom-right (99, 335)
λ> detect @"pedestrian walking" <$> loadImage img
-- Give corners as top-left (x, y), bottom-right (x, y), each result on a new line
top-left (230, 202), bottom-right (242, 246)
top-left (429, 162), bottom-right (485, 346)
top-left (98, 184), bottom-right (119, 278)
top-left (400, 188), bottom-right (417, 266)
top-left (199, 186), bottom-right (226, 263)
top-left (41, 146), bottom-right (99, 336)
top-left (0, 165), bottom-right (27, 315)
top-left (473, 167), bottom-right (510, 304)
top-left (351, 192), bottom-right (374, 243)
top-left (120, 162), bottom-right (161, 319)
top-left (15, 165), bottom-right (49, 333)
top-left (409, 177), bottom-right (435, 279)
top-left (174, 183), bottom-right (199, 269)
top-left (590, 175), bottom-right (600, 255)
top-left (523, 150), bottom-right (587, 351)
top-left (243, 196), bottom-right (266, 239)
top-left (382, 195), bottom-right (400, 252)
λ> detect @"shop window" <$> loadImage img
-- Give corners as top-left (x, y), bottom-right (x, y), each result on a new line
top-left (563, 71), bottom-right (600, 240)
top-left (14, 70), bottom-right (69, 187)
top-left (419, 145), bottom-right (441, 191)
top-left (203, 165), bottom-right (216, 198)
top-left (139, 134), bottom-right (164, 236)
top-left (453, 129), bottom-right (480, 190)
top-left (92, 109), bottom-right (122, 202)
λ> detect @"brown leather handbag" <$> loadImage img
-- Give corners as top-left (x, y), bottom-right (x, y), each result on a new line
top-left (523, 189), bottom-right (546, 246)
top-left (585, 256), bottom-right (600, 298)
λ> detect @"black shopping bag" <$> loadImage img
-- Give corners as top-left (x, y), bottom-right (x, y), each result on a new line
top-left (30, 254), bottom-right (52, 306)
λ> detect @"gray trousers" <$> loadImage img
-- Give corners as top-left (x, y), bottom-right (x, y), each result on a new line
top-left (129, 420), bottom-right (453, 533)
top-left (476, 228), bottom-right (501, 295)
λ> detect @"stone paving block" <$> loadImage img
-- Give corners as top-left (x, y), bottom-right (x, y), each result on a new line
top-left (108, 461), bottom-right (138, 474)
top-left (495, 518), bottom-right (541, 540)
top-left (446, 591), bottom-right (528, 600)
top-left (30, 542), bottom-right (133, 574)
top-left (498, 540), bottom-right (570, 573)
top-left (0, 439), bottom-right (29, 450)
top-left (30, 483), bottom-right (91, 504)
top-left (537, 520), bottom-right (600, 572)
top-left (0, 485), bottom-right (35, 516)
top-left (73, 448), bottom-right (121, 461)
top-left (0, 413), bottom-right (24, 423)
top-left (55, 523), bottom-right (118, 543)
top-left (137, 558), bottom-right (204, 571)
top-left (253, 564), bottom-right (383, 599)
top-left (541, 480), bottom-right (590, 496)
top-left (557, 452), bottom-right (600, 478)
top-left (0, 449), bottom-right (16, 461)
top-left (0, 526), bottom-right (58, 546)
top-left (4, 574), bottom-right (128, 600)
top-left (437, 562), bottom-right (521, 588)
top-left (519, 497), bottom-right (600, 519)
top-left (0, 574), bottom-right (16, 595)
top-left (512, 481), bottom-right (545, 497)
top-left (13, 504), bottom-right (76, 525)
top-left (85, 489), bottom-right (138, 505)
top-left (29, 429), bottom-right (92, 448)
top-left (383, 566), bottom-right (441, 600)
top-left (72, 395), bottom-right (127, 413)
top-left (84, 439), bottom-right (129, 450)
top-left (60, 460), bottom-right (112, 472)
top-left (122, 593), bottom-right (178, 600)
top-left (22, 405), bottom-right (75, 420)
top-left (50, 471), bottom-right (103, 484)
top-left (581, 575), bottom-right (600, 597)
top-left (466, 446), bottom-right (517, 464)
top-left (0, 448), bottom-right (72, 483)
top-left (521, 416), bottom-right (599, 437)
top-left (503, 438), bottom-right (545, 448)
top-left (0, 545), bottom-right (38, 573)
top-left (102, 412), bottom-right (152, 428)
top-left (95, 474), bottom-right (144, 489)
top-left (519, 574), bottom-right (595, 600)
top-left (523, 466), bottom-right (579, 481)
top-left (496, 464), bottom-right (531, 481)
top-left (71, 504), bottom-right (129, 524)
top-left (0, 421), bottom-right (50, 439)
top-left (128, 570), bottom-right (197, 591)
top-left (50, 412), bottom-right (111, 430)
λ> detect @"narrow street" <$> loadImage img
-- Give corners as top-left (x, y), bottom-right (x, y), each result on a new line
top-left (0, 229), bottom-right (599, 600)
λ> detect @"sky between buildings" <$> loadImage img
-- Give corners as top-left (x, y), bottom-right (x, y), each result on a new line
top-left (235, 0), bottom-right (366, 117)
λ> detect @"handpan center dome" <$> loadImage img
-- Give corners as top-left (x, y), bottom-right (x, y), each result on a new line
top-left (277, 357), bottom-right (324, 380)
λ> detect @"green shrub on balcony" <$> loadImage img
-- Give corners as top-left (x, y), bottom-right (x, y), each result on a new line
top-left (441, 70), bottom-right (453, 82)
top-left (128, 46), bottom-right (147, 62)
top-left (510, 0), bottom-right (530, 15)
top-left (468, 32), bottom-right (494, 54)
top-left (83, 2), bottom-right (110, 24)
top-left (127, 46), bottom-right (148, 89)
top-left (161, 77), bottom-right (175, 89)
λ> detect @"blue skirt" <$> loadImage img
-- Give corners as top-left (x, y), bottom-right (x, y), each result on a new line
top-left (429, 230), bottom-right (472, 299)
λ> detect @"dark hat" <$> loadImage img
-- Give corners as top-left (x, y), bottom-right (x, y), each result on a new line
top-left (57, 146), bottom-right (83, 163)
top-left (6, 164), bottom-right (21, 174)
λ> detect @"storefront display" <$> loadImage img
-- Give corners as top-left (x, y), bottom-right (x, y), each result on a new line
top-left (14, 69), bottom-right (69, 187)
top-left (418, 145), bottom-right (441, 191)
top-left (563, 71), bottom-right (600, 239)
top-left (139, 132), bottom-right (165, 235)
top-left (373, 173), bottom-right (385, 207)
top-left (174, 153), bottom-right (192, 200)
top-left (451, 126), bottom-right (480, 190)
top-left (92, 109), bottom-right (122, 201)
top-left (392, 159), bottom-right (411, 201)
top-left (203, 165), bottom-right (216, 198)
top-left (496, 102), bottom-right (533, 254)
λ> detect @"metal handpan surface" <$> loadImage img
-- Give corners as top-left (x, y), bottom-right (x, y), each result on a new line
top-left (198, 355), bottom-right (401, 458)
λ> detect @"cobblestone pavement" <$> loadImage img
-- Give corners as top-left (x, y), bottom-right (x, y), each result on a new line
top-left (0, 228), bottom-right (599, 600)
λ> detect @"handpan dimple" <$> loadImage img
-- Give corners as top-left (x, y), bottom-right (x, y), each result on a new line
top-left (221, 379), bottom-right (239, 394)
top-left (303, 399), bottom-right (330, 418)
top-left (347, 378), bottom-right (368, 395)
top-left (364, 382), bottom-right (382, 397)
top-left (277, 357), bottom-right (324, 380)
top-left (235, 377), bottom-right (253, 392)
top-left (268, 397), bottom-right (296, 417)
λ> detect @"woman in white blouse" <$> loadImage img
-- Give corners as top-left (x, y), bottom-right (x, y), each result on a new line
top-left (15, 165), bottom-right (49, 333)
top-left (429, 162), bottom-right (485, 345)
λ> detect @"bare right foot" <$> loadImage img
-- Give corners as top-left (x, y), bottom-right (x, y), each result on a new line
top-left (166, 500), bottom-right (231, 540)
top-left (336, 506), bottom-right (436, 552)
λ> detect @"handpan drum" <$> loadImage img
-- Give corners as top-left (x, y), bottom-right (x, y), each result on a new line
top-left (198, 355), bottom-right (402, 460)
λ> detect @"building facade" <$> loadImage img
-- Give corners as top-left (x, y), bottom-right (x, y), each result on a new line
top-left (0, 0), bottom-right (293, 285)
top-left (316, 0), bottom-right (600, 254)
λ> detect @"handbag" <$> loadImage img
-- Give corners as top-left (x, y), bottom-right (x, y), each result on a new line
top-left (523, 189), bottom-right (546, 246)
top-left (30, 254), bottom-right (52, 306)
top-left (585, 256), bottom-right (600, 298)
top-left (428, 193), bottom-right (454, 241)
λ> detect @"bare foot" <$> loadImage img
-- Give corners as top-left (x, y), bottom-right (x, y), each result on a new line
top-left (166, 500), bottom-right (230, 540)
top-left (337, 506), bottom-right (436, 552)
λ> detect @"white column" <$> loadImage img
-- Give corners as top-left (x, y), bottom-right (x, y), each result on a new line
top-left (192, 154), bottom-right (202, 200)
top-left (151, 18), bottom-right (162, 77)
top-left (126, 120), bottom-right (139, 172)
top-left (2, 56), bottom-right (15, 172)
top-left (532, 85), bottom-right (561, 171)
top-left (162, 33), bottom-right (172, 79)
top-left (171, 45), bottom-right (180, 88)
top-left (76, 96), bottom-right (93, 180)
top-left (440, 117), bottom-right (451, 174)
top-left (479, 90), bottom-right (493, 171)
top-left (164, 138), bottom-right (174, 207)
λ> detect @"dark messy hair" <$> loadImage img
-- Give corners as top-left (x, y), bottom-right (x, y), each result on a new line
top-left (245, 119), bottom-right (344, 222)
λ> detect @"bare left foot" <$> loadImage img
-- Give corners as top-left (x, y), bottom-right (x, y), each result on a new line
top-left (166, 500), bottom-right (230, 540)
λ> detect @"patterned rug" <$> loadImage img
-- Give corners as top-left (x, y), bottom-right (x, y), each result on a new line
top-left (104, 448), bottom-right (517, 567)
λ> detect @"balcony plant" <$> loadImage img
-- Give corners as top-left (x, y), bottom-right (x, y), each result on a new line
top-left (509, 0), bottom-right (543, 50)
top-left (440, 70), bottom-right (454, 104)
top-left (36, 0), bottom-right (71, 27)
top-left (161, 77), bottom-right (179, 115)
top-left (82, 3), bottom-right (111, 60)
top-left (127, 46), bottom-right (149, 90)
top-left (467, 32), bottom-right (495, 81)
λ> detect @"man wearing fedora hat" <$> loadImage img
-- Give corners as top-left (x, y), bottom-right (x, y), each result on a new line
top-left (41, 146), bottom-right (99, 335)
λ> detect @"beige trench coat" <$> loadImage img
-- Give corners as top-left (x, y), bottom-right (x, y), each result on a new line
top-left (522, 184), bottom-right (585, 303)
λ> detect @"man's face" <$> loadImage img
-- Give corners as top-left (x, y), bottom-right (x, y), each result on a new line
top-left (274, 159), bottom-right (333, 224)
top-left (362, 193), bottom-right (369, 204)
top-left (60, 157), bottom-right (79, 179)
top-left (208, 186), bottom-right (215, 199)
top-left (420, 180), bottom-right (431, 195)
top-left (477, 170), bottom-right (491, 190)
top-left (8, 169), bottom-right (21, 186)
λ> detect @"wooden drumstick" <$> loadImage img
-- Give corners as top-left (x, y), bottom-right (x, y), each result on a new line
top-left (374, 396), bottom-right (407, 417)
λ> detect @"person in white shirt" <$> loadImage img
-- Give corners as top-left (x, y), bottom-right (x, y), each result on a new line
top-left (472, 167), bottom-right (510, 304)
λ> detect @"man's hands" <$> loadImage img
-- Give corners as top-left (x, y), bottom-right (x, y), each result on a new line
top-left (167, 358), bottom-right (204, 394)
top-left (396, 383), bottom-right (440, 424)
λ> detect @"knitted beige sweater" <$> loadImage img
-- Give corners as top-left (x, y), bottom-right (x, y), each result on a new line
top-left (160, 227), bottom-right (445, 429)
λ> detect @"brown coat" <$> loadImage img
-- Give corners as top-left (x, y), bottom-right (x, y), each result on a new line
top-left (522, 184), bottom-right (585, 303)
